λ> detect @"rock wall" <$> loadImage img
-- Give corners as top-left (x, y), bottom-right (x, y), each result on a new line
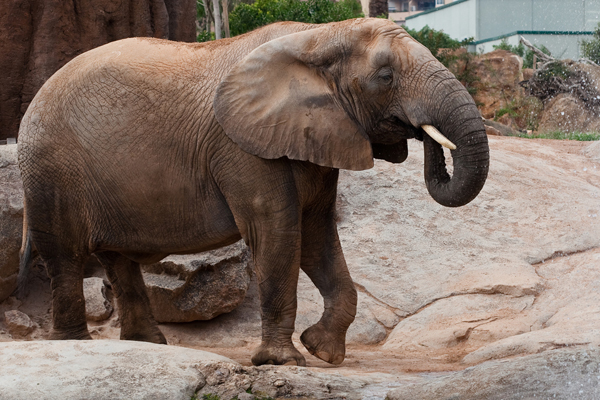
top-left (0, 0), bottom-right (197, 140)
top-left (0, 145), bottom-right (22, 302)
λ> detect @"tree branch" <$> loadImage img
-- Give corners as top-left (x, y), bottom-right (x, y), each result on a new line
top-left (519, 36), bottom-right (554, 62)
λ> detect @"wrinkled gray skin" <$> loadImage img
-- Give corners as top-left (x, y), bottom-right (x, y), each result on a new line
top-left (18, 18), bottom-right (489, 366)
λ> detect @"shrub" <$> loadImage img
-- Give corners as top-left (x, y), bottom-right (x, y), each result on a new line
top-left (580, 22), bottom-right (600, 64)
top-left (514, 130), bottom-right (600, 141)
top-left (229, 0), bottom-right (363, 36)
top-left (493, 38), bottom-right (551, 69)
top-left (404, 25), bottom-right (473, 68)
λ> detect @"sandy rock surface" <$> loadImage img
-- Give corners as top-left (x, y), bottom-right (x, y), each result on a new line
top-left (0, 145), bottom-right (22, 302)
top-left (387, 346), bottom-right (600, 400)
top-left (0, 340), bottom-right (412, 400)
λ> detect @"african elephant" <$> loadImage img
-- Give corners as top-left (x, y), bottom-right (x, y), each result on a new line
top-left (17, 18), bottom-right (489, 366)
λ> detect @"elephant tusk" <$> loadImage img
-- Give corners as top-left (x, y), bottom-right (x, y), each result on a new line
top-left (421, 125), bottom-right (456, 150)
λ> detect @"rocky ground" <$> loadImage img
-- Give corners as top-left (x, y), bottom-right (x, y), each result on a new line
top-left (2, 135), bottom-right (600, 399)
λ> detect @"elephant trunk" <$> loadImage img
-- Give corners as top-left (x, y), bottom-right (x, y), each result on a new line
top-left (421, 77), bottom-right (489, 207)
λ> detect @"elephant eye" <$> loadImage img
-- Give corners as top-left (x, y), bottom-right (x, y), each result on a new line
top-left (377, 68), bottom-right (394, 85)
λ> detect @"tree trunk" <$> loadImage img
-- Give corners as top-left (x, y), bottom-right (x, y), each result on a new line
top-left (212, 0), bottom-right (222, 40)
top-left (222, 0), bottom-right (230, 38)
top-left (0, 0), bottom-right (196, 140)
top-left (369, 0), bottom-right (388, 18)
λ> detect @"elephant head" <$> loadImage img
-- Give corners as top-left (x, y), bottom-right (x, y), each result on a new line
top-left (214, 18), bottom-right (489, 207)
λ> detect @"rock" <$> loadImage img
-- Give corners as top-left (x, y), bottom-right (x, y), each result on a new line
top-left (0, 0), bottom-right (197, 141)
top-left (0, 144), bottom-right (22, 302)
top-left (197, 364), bottom-right (366, 400)
top-left (237, 393), bottom-right (255, 400)
top-left (470, 50), bottom-right (524, 119)
top-left (483, 119), bottom-right (520, 136)
top-left (462, 247), bottom-right (600, 365)
top-left (0, 340), bottom-right (232, 400)
top-left (529, 60), bottom-right (600, 133)
top-left (333, 137), bottom-right (600, 362)
top-left (83, 277), bottom-right (113, 322)
top-left (142, 241), bottom-right (253, 323)
top-left (485, 125), bottom-right (502, 136)
top-left (386, 346), bottom-right (600, 400)
top-left (4, 309), bottom-right (33, 337)
top-left (0, 340), bottom-right (370, 400)
top-left (537, 93), bottom-right (600, 134)
top-left (522, 67), bottom-right (534, 81)
top-left (383, 294), bottom-right (536, 353)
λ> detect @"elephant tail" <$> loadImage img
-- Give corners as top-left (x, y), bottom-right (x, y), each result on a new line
top-left (16, 199), bottom-right (32, 299)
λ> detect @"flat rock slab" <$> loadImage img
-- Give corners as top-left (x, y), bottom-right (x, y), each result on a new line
top-left (0, 340), bottom-right (232, 400)
top-left (0, 340), bottom-right (380, 400)
top-left (387, 346), bottom-right (600, 400)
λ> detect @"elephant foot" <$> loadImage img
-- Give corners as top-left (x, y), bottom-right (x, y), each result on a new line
top-left (49, 327), bottom-right (93, 340)
top-left (300, 323), bottom-right (346, 365)
top-left (251, 341), bottom-right (306, 366)
top-left (121, 326), bottom-right (167, 344)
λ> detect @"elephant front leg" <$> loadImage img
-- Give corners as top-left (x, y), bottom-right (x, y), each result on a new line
top-left (247, 222), bottom-right (305, 366)
top-left (299, 205), bottom-right (357, 365)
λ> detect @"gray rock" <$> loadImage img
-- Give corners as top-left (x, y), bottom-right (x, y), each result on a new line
top-left (0, 144), bottom-right (22, 302)
top-left (386, 346), bottom-right (600, 400)
top-left (236, 393), bottom-right (255, 400)
top-left (142, 241), bottom-right (253, 323)
top-left (4, 309), bottom-right (33, 337)
top-left (83, 277), bottom-right (113, 322)
top-left (0, 340), bottom-right (232, 400)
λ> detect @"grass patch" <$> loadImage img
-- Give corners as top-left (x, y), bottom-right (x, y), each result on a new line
top-left (512, 131), bottom-right (600, 141)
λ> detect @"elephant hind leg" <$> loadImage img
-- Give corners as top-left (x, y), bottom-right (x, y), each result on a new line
top-left (31, 230), bottom-right (92, 340)
top-left (95, 251), bottom-right (166, 344)
top-left (299, 201), bottom-right (357, 365)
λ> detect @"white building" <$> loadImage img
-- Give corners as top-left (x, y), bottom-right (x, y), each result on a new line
top-left (403, 0), bottom-right (599, 59)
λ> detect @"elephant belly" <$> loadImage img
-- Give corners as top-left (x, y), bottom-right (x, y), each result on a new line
top-left (88, 168), bottom-right (242, 258)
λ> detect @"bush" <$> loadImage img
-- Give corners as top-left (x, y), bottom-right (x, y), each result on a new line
top-left (580, 22), bottom-right (600, 64)
top-left (404, 25), bottom-right (473, 68)
top-left (229, 0), bottom-right (363, 36)
top-left (493, 38), bottom-right (551, 69)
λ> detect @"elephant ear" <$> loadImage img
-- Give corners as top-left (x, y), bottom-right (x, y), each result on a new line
top-left (213, 28), bottom-right (374, 171)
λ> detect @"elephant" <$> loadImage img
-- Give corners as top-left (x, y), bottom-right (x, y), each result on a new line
top-left (17, 18), bottom-right (489, 366)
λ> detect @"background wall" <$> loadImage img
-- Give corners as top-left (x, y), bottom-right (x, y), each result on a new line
top-left (0, 0), bottom-right (197, 141)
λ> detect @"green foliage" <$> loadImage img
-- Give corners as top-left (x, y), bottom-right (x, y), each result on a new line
top-left (201, 394), bottom-right (221, 400)
top-left (537, 61), bottom-right (571, 82)
top-left (404, 25), bottom-right (473, 68)
top-left (197, 30), bottom-right (216, 42)
top-left (492, 97), bottom-right (543, 131)
top-left (492, 38), bottom-right (551, 69)
top-left (513, 130), bottom-right (600, 141)
top-left (229, 0), bottom-right (364, 36)
top-left (580, 22), bottom-right (600, 64)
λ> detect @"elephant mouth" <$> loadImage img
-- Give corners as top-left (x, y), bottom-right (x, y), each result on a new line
top-left (369, 116), bottom-right (421, 145)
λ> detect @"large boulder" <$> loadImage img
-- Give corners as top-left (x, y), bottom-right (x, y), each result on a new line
top-left (387, 346), bottom-right (600, 400)
top-left (0, 0), bottom-right (197, 141)
top-left (141, 241), bottom-right (253, 323)
top-left (469, 50), bottom-right (524, 119)
top-left (0, 144), bottom-right (22, 302)
top-left (528, 60), bottom-right (600, 134)
top-left (298, 137), bottom-right (600, 362)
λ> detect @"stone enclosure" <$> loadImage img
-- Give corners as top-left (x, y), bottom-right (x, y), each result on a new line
top-left (2, 133), bottom-right (600, 398)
